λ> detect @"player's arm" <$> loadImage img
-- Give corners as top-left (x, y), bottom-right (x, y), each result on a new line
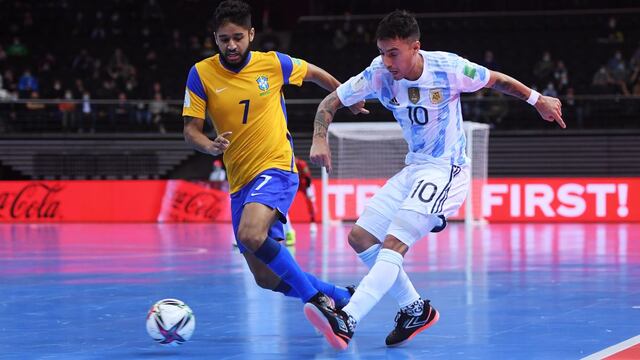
top-left (183, 116), bottom-right (231, 156)
top-left (309, 91), bottom-right (344, 173)
top-left (485, 70), bottom-right (566, 128)
top-left (304, 63), bottom-right (341, 92)
top-left (304, 63), bottom-right (369, 115)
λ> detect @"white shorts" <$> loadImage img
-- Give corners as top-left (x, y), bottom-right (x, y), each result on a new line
top-left (355, 162), bottom-right (470, 241)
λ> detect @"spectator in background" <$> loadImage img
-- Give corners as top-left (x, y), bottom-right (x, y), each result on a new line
top-left (542, 82), bottom-right (558, 97)
top-left (598, 16), bottom-right (624, 44)
top-left (80, 91), bottom-right (95, 133)
top-left (564, 87), bottom-right (585, 128)
top-left (149, 92), bottom-right (167, 133)
top-left (591, 66), bottom-right (613, 94)
top-left (0, 45), bottom-right (7, 64)
top-left (533, 51), bottom-right (554, 85)
top-left (481, 50), bottom-right (500, 72)
top-left (209, 159), bottom-right (226, 181)
top-left (58, 90), bottom-right (76, 131)
top-left (553, 60), bottom-right (569, 94)
top-left (607, 50), bottom-right (630, 95)
top-left (6, 37), bottom-right (28, 58)
top-left (49, 79), bottom-right (64, 99)
top-left (333, 28), bottom-right (349, 50)
top-left (25, 91), bottom-right (46, 131)
top-left (201, 37), bottom-right (217, 58)
top-left (630, 41), bottom-right (640, 68)
top-left (2, 70), bottom-right (16, 93)
top-left (259, 26), bottom-right (281, 52)
top-left (18, 69), bottom-right (38, 98)
top-left (113, 92), bottom-right (134, 127)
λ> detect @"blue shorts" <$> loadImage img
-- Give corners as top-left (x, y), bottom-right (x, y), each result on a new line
top-left (231, 168), bottom-right (299, 253)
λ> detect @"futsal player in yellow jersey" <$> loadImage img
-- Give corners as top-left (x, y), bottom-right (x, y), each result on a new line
top-left (183, 0), bottom-right (365, 310)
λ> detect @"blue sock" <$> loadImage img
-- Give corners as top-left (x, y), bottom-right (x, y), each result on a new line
top-left (254, 237), bottom-right (318, 302)
top-left (273, 275), bottom-right (351, 307)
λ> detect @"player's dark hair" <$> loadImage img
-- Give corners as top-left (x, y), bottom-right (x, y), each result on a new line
top-left (375, 10), bottom-right (420, 41)
top-left (213, 0), bottom-right (252, 31)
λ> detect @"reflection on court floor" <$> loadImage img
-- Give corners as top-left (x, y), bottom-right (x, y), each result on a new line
top-left (1, 222), bottom-right (639, 359)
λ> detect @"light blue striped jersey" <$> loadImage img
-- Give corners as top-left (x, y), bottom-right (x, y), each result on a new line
top-left (337, 50), bottom-right (489, 166)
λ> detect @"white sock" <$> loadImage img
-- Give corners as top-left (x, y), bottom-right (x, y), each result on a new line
top-left (357, 245), bottom-right (420, 308)
top-left (343, 249), bottom-right (403, 323)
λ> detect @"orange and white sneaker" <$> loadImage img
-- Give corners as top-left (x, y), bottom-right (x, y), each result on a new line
top-left (304, 300), bottom-right (355, 351)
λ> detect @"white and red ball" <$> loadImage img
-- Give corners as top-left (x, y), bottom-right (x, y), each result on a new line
top-left (146, 299), bottom-right (195, 346)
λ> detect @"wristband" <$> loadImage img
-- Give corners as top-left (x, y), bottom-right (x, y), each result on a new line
top-left (526, 90), bottom-right (540, 106)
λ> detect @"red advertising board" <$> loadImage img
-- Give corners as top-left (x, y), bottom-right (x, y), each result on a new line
top-left (304, 178), bottom-right (639, 222)
top-left (0, 178), bottom-right (638, 223)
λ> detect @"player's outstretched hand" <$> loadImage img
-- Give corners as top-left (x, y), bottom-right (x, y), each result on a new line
top-left (535, 95), bottom-right (566, 128)
top-left (310, 138), bottom-right (332, 174)
top-left (209, 131), bottom-right (232, 156)
top-left (348, 100), bottom-right (370, 115)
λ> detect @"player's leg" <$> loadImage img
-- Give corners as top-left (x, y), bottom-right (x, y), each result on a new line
top-left (382, 163), bottom-right (469, 346)
top-left (237, 202), bottom-right (326, 304)
top-left (348, 168), bottom-right (425, 310)
top-left (234, 169), bottom-right (344, 307)
top-left (306, 164), bottom-right (461, 349)
top-left (241, 250), bottom-right (352, 307)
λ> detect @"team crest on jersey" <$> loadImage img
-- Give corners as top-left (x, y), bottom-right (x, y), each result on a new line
top-left (256, 75), bottom-right (269, 92)
top-left (408, 87), bottom-right (420, 104)
top-left (429, 89), bottom-right (443, 104)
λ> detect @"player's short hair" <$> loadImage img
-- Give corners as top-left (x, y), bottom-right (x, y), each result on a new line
top-left (375, 10), bottom-right (420, 42)
top-left (213, 0), bottom-right (252, 31)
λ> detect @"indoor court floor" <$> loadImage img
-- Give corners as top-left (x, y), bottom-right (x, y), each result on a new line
top-left (1, 222), bottom-right (640, 359)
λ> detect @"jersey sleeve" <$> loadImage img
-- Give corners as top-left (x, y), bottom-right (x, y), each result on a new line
top-left (275, 52), bottom-right (308, 87)
top-left (336, 66), bottom-right (376, 107)
top-left (453, 55), bottom-right (490, 93)
top-left (182, 65), bottom-right (207, 119)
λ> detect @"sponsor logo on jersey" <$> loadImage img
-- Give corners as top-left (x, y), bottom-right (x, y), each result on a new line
top-left (408, 87), bottom-right (420, 104)
top-left (389, 97), bottom-right (400, 106)
top-left (429, 89), bottom-right (443, 104)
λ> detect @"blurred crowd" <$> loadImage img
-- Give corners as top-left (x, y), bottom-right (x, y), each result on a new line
top-left (0, 1), bottom-right (639, 132)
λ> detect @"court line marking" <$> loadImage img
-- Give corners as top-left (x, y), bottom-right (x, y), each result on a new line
top-left (582, 334), bottom-right (640, 360)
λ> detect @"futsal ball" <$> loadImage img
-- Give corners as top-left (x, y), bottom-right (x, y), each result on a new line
top-left (146, 298), bottom-right (195, 346)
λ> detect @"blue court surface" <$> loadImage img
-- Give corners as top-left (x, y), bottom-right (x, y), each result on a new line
top-left (2, 222), bottom-right (640, 359)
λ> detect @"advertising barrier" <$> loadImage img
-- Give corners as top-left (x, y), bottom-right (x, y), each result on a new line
top-left (0, 178), bottom-right (637, 223)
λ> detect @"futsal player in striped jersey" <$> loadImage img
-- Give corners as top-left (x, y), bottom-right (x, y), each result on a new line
top-left (182, 1), bottom-right (365, 311)
top-left (305, 10), bottom-right (565, 350)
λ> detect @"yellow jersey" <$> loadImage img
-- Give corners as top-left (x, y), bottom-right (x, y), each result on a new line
top-left (182, 51), bottom-right (308, 193)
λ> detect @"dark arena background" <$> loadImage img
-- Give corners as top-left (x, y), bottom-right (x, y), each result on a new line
top-left (1, 1), bottom-right (640, 359)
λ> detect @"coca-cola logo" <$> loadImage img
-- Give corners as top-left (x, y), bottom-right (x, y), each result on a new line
top-left (170, 190), bottom-right (224, 220)
top-left (0, 183), bottom-right (63, 220)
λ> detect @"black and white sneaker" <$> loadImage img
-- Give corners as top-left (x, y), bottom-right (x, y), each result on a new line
top-left (304, 300), bottom-right (355, 350)
top-left (385, 299), bottom-right (439, 347)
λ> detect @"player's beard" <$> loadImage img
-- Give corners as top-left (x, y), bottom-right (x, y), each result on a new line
top-left (220, 48), bottom-right (250, 71)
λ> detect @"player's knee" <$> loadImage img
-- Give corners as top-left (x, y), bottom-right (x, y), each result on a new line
top-left (387, 210), bottom-right (444, 248)
top-left (236, 228), bottom-right (266, 251)
top-left (348, 226), bottom-right (378, 253)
